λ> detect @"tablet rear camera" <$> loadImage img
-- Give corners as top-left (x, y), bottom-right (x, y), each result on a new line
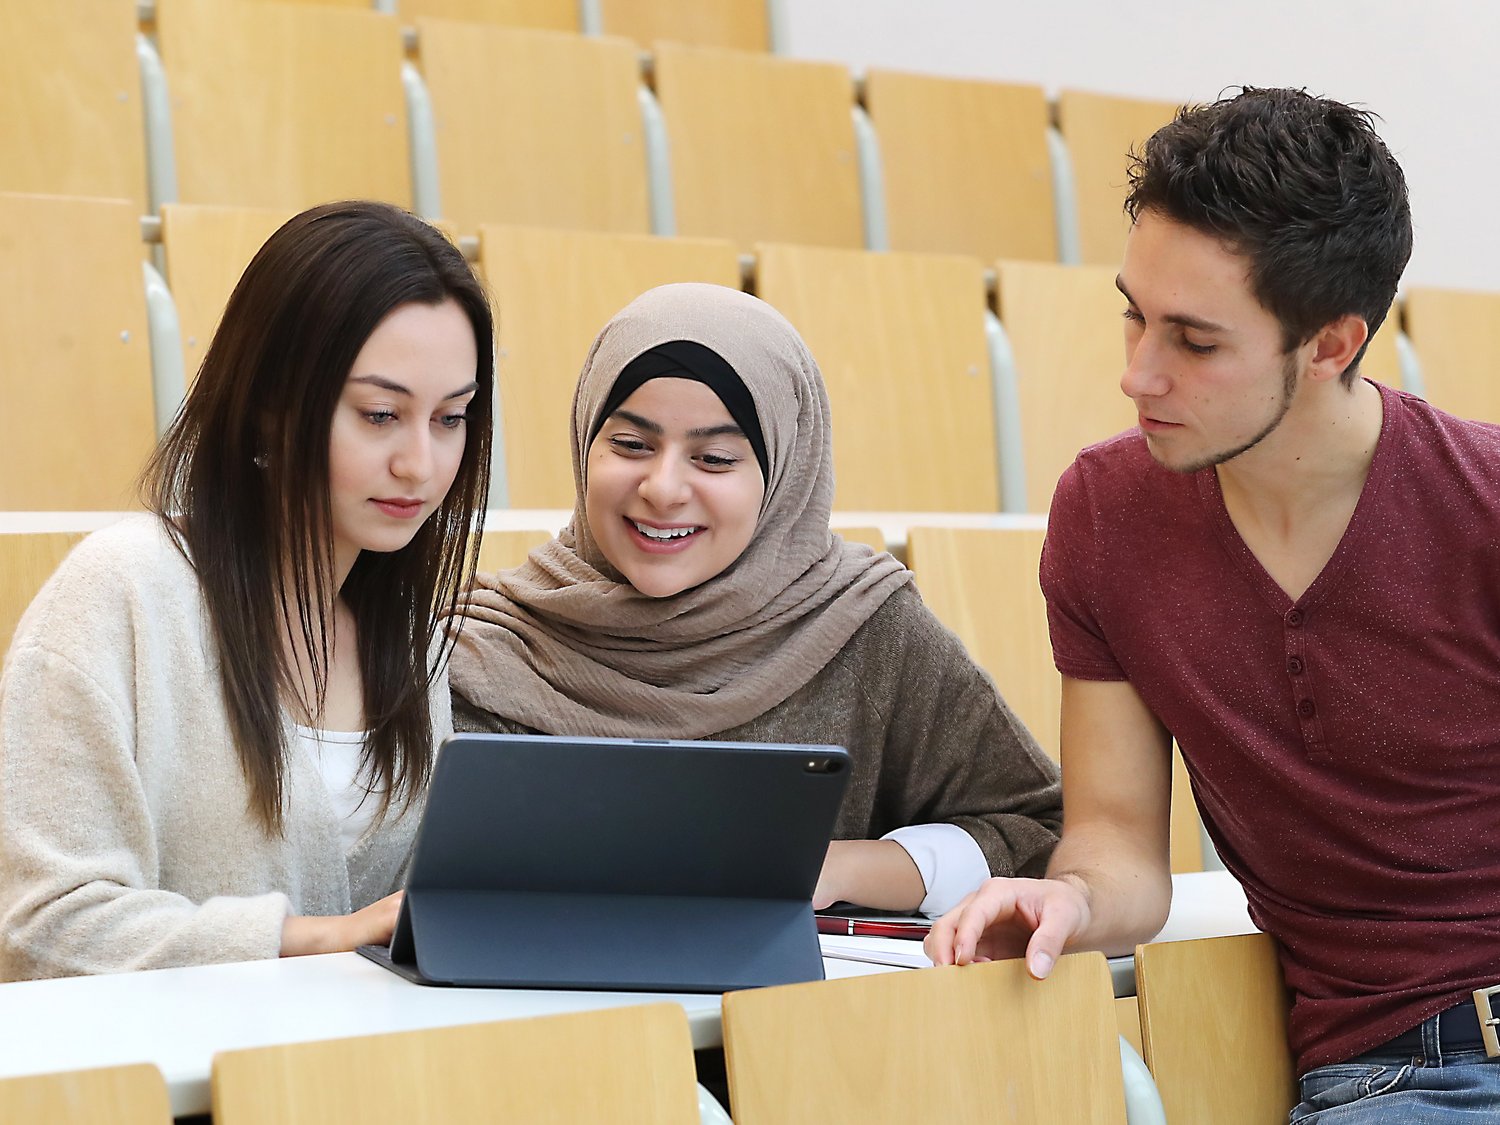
top-left (804, 757), bottom-right (844, 774)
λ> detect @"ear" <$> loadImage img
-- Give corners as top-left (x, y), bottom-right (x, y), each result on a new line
top-left (1306, 314), bottom-right (1369, 384)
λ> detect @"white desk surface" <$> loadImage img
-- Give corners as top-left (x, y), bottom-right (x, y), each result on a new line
top-left (0, 871), bottom-right (1250, 1117)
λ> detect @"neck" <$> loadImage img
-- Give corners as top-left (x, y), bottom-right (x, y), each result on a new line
top-left (1215, 376), bottom-right (1384, 528)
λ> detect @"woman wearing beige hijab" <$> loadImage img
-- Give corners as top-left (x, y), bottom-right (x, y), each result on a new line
top-left (449, 283), bottom-right (1060, 916)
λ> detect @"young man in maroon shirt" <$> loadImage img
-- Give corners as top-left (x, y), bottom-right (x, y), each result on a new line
top-left (927, 87), bottom-right (1500, 1119)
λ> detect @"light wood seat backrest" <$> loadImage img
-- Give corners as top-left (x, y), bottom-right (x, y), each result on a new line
top-left (160, 203), bottom-right (295, 380)
top-left (1402, 285), bottom-right (1500, 422)
top-left (477, 224), bottom-right (741, 507)
top-left (1055, 89), bottom-right (1179, 267)
top-left (652, 44), bottom-right (863, 250)
top-left (1, 532), bottom-right (88, 653)
top-left (0, 1063), bottom-right (171, 1125)
top-left (417, 22), bottom-right (649, 236)
top-left (211, 1003), bottom-right (701, 1124)
top-left (905, 525), bottom-right (1205, 872)
top-left (398, 0), bottom-right (579, 32)
top-left (864, 69), bottom-right (1055, 262)
top-left (475, 527), bottom-right (555, 572)
top-left (155, 0), bottom-right (409, 210)
top-left (994, 258), bottom-right (1138, 512)
top-left (1359, 307), bottom-right (1403, 389)
top-left (604, 0), bottom-right (769, 51)
top-left (1135, 932), bottom-right (1296, 1124)
top-left (754, 242), bottom-right (998, 511)
top-left (723, 953), bottom-right (1128, 1123)
top-left (0, 3), bottom-right (148, 211)
top-left (0, 194), bottom-right (157, 510)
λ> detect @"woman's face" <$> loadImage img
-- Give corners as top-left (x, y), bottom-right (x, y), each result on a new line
top-left (585, 377), bottom-right (765, 598)
top-left (326, 298), bottom-right (479, 583)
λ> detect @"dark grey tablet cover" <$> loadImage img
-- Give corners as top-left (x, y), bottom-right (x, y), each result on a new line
top-left (357, 733), bottom-right (850, 993)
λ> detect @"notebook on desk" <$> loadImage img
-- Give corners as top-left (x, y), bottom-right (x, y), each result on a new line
top-left (358, 733), bottom-right (850, 993)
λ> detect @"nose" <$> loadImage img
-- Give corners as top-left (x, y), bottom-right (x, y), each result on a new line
top-left (391, 425), bottom-right (434, 485)
top-left (1120, 330), bottom-right (1171, 403)
top-left (637, 455), bottom-right (689, 510)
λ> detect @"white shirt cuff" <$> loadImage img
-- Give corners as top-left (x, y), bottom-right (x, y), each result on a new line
top-left (882, 822), bottom-right (990, 917)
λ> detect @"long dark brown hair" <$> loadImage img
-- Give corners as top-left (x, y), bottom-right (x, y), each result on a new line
top-left (144, 201), bottom-right (494, 832)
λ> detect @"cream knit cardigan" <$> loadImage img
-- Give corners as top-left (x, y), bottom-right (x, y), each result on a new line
top-left (0, 516), bottom-right (450, 980)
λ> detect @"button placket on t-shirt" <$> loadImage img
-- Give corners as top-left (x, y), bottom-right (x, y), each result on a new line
top-left (1284, 605), bottom-right (1327, 752)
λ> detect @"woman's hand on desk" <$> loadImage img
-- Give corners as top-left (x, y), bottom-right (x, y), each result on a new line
top-left (924, 876), bottom-right (1091, 979)
top-left (813, 840), bottom-right (926, 912)
top-left (280, 891), bottom-right (404, 957)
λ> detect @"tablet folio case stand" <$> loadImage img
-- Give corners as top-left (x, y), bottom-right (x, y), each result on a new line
top-left (360, 734), bottom-right (850, 993)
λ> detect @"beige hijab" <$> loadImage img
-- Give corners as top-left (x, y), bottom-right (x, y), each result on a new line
top-left (449, 282), bottom-right (911, 738)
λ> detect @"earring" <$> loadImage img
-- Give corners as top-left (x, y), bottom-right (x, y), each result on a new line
top-left (253, 453), bottom-right (268, 469)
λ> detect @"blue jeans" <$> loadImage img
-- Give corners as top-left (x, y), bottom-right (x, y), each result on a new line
top-left (1290, 1013), bottom-right (1500, 1123)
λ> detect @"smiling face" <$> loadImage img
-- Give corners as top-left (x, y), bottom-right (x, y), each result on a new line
top-left (1118, 210), bottom-right (1312, 474)
top-left (327, 298), bottom-right (479, 582)
top-left (584, 377), bottom-right (766, 598)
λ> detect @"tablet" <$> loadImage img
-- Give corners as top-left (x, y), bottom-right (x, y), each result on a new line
top-left (358, 733), bottom-right (850, 993)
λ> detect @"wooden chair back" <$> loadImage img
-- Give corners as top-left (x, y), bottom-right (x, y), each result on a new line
top-left (830, 525), bottom-right (887, 555)
top-left (155, 0), bottom-right (409, 210)
top-left (417, 22), bottom-right (649, 236)
top-left (994, 258), bottom-right (1138, 512)
top-left (755, 242), bottom-right (998, 510)
top-left (0, 1063), bottom-right (171, 1124)
top-left (1135, 932), bottom-right (1297, 1124)
top-left (1402, 286), bottom-right (1500, 422)
top-left (211, 1003), bottom-right (702, 1124)
top-left (1055, 89), bottom-right (1179, 267)
top-left (1, 532), bottom-right (88, 653)
top-left (0, 2), bottom-right (148, 210)
top-left (864, 69), bottom-right (1055, 262)
top-left (1359, 307), bottom-right (1403, 389)
top-left (0, 194), bottom-right (157, 510)
top-left (604, 0), bottom-right (769, 51)
top-left (477, 224), bottom-right (741, 507)
top-left (653, 44), bottom-right (863, 250)
top-left (723, 953), bottom-right (1128, 1123)
top-left (398, 0), bottom-right (579, 32)
top-left (475, 528), bottom-right (555, 573)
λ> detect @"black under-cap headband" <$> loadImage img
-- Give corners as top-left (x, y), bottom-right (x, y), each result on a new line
top-left (589, 339), bottom-right (769, 481)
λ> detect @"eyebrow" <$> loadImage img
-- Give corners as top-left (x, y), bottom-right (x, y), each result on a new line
top-left (611, 408), bottom-right (746, 441)
top-left (350, 374), bottom-right (479, 400)
top-left (1115, 275), bottom-right (1230, 334)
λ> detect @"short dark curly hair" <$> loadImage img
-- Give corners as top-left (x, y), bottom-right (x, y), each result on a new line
top-left (1125, 87), bottom-right (1411, 385)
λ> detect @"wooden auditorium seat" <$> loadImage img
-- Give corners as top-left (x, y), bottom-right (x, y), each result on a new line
top-left (477, 224), bottom-right (741, 507)
top-left (475, 528), bottom-right (555, 572)
top-left (416, 22), bottom-right (650, 236)
top-left (397, 0), bottom-right (580, 32)
top-left (992, 258), bottom-right (1138, 512)
top-left (0, 1063), bottom-right (172, 1125)
top-left (603, 0), bottom-right (770, 51)
top-left (1135, 932), bottom-right (1297, 1125)
top-left (1358, 306), bottom-right (1404, 390)
top-left (1055, 89), bottom-right (1180, 267)
top-left (722, 953), bottom-right (1130, 1123)
top-left (754, 242), bottom-right (999, 511)
top-left (211, 1003), bottom-right (704, 1124)
top-left (905, 525), bottom-right (1206, 872)
top-left (0, 194), bottom-right (157, 510)
top-left (0, 2), bottom-right (148, 211)
top-left (652, 44), bottom-right (863, 250)
top-left (0, 532), bottom-right (88, 653)
top-left (153, 0), bottom-right (410, 210)
top-left (1402, 285), bottom-right (1500, 422)
top-left (863, 69), bottom-right (1056, 262)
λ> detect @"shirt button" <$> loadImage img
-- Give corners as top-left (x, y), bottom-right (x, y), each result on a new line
top-left (1297, 699), bottom-right (1317, 719)
top-left (1287, 656), bottom-right (1305, 675)
top-left (1286, 609), bottom-right (1305, 627)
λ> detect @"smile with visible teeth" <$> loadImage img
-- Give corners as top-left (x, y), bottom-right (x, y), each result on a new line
top-left (632, 520), bottom-right (702, 540)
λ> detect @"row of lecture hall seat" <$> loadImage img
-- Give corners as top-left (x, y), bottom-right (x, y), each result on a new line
top-left (8, 0), bottom-right (1187, 266)
top-left (0, 937), bottom-right (1301, 1123)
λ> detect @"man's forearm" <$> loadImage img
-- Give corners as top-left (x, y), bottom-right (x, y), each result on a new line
top-left (1045, 829), bottom-right (1172, 956)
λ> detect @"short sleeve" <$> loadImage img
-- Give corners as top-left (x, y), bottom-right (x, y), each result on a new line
top-left (1040, 459), bottom-right (1126, 682)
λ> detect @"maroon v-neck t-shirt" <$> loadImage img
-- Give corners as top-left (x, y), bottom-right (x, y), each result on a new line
top-left (1041, 381), bottom-right (1500, 1072)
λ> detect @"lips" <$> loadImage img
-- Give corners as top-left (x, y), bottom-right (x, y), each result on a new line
top-left (625, 517), bottom-right (704, 552)
top-left (372, 498), bottom-right (424, 519)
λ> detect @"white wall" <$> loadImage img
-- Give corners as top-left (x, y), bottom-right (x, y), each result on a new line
top-left (781, 0), bottom-right (1500, 293)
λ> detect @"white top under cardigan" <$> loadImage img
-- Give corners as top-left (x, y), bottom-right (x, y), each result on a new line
top-left (0, 516), bottom-right (452, 981)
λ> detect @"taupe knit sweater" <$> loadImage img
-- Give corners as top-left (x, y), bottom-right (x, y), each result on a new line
top-left (455, 584), bottom-right (1062, 878)
top-left (0, 516), bottom-right (450, 981)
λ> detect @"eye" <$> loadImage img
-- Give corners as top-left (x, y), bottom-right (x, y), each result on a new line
top-left (1182, 339), bottom-right (1217, 356)
top-left (697, 453), bottom-right (741, 470)
top-left (1121, 307), bottom-right (1145, 326)
top-left (362, 410), bottom-right (396, 426)
top-left (438, 411), bottom-right (468, 430)
top-left (608, 436), bottom-right (651, 455)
